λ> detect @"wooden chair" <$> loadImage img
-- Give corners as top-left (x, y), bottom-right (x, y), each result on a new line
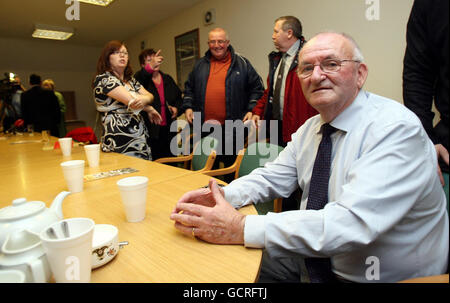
top-left (155, 136), bottom-right (218, 173)
top-left (204, 142), bottom-right (285, 213)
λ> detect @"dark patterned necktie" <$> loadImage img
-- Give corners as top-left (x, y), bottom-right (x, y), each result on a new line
top-left (272, 54), bottom-right (287, 120)
top-left (305, 123), bottom-right (338, 283)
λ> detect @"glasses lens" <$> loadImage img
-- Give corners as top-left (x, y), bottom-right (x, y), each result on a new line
top-left (299, 65), bottom-right (314, 78)
top-left (209, 40), bottom-right (226, 45)
top-left (321, 59), bottom-right (340, 72)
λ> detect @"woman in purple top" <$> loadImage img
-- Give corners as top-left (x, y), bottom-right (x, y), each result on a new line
top-left (134, 49), bottom-right (182, 160)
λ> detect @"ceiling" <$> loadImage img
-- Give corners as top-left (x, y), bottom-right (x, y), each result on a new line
top-left (0, 0), bottom-right (204, 47)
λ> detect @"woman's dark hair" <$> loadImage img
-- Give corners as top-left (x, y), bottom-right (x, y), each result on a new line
top-left (93, 40), bottom-right (133, 87)
top-left (138, 48), bottom-right (157, 66)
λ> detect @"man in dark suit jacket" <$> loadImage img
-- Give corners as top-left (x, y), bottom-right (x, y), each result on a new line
top-left (21, 74), bottom-right (61, 137)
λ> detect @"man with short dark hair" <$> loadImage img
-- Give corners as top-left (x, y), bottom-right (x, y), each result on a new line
top-left (21, 74), bottom-right (60, 136)
top-left (251, 16), bottom-right (318, 211)
top-left (251, 16), bottom-right (318, 147)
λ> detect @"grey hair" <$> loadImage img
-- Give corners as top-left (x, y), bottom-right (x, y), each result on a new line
top-left (340, 32), bottom-right (364, 62)
top-left (311, 31), bottom-right (364, 62)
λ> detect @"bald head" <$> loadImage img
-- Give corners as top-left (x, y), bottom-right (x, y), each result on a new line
top-left (301, 32), bottom-right (364, 63)
top-left (297, 32), bottom-right (369, 122)
top-left (208, 28), bottom-right (230, 60)
top-left (208, 28), bottom-right (229, 40)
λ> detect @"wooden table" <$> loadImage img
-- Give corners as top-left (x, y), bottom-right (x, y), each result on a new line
top-left (0, 133), bottom-right (262, 282)
top-left (398, 274), bottom-right (449, 283)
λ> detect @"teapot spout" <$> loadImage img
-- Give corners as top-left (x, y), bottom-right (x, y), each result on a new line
top-left (50, 191), bottom-right (71, 220)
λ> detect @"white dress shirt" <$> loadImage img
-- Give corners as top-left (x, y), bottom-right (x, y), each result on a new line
top-left (224, 90), bottom-right (449, 282)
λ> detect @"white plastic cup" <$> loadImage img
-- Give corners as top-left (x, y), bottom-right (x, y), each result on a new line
top-left (117, 176), bottom-right (149, 222)
top-left (59, 138), bottom-right (73, 156)
top-left (84, 144), bottom-right (100, 167)
top-left (61, 160), bottom-right (85, 193)
top-left (39, 218), bottom-right (95, 283)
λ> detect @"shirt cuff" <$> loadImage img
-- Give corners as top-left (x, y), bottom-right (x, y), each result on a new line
top-left (244, 215), bottom-right (266, 248)
top-left (223, 186), bottom-right (242, 208)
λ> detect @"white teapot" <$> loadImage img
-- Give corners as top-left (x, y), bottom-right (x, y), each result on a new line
top-left (0, 191), bottom-right (70, 251)
top-left (0, 229), bottom-right (51, 282)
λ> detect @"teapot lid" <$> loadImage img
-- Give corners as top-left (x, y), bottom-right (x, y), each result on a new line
top-left (0, 198), bottom-right (45, 221)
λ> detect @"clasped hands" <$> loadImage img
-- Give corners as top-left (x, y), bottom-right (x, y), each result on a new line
top-left (128, 94), bottom-right (150, 111)
top-left (170, 179), bottom-right (246, 245)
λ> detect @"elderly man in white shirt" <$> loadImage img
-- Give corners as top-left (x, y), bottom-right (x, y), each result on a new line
top-left (170, 32), bottom-right (449, 283)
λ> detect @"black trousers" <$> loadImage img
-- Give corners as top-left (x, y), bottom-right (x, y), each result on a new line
top-left (201, 123), bottom-right (249, 183)
top-left (149, 125), bottom-right (175, 160)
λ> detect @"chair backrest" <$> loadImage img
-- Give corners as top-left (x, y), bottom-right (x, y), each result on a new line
top-left (237, 142), bottom-right (284, 178)
top-left (191, 136), bottom-right (219, 171)
top-left (66, 126), bottom-right (98, 144)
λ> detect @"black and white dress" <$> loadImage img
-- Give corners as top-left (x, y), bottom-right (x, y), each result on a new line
top-left (93, 71), bottom-right (152, 160)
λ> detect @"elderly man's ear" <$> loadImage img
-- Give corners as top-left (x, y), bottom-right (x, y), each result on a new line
top-left (357, 63), bottom-right (368, 89)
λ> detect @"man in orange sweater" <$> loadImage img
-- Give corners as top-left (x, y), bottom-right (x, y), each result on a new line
top-left (182, 28), bottom-right (264, 181)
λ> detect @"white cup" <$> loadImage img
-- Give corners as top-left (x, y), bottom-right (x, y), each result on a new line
top-left (61, 160), bottom-right (85, 193)
top-left (84, 144), bottom-right (100, 167)
top-left (117, 176), bottom-right (149, 222)
top-left (39, 218), bottom-right (95, 283)
top-left (59, 138), bottom-right (73, 156)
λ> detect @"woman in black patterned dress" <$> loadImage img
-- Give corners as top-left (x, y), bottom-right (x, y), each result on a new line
top-left (93, 40), bottom-right (161, 160)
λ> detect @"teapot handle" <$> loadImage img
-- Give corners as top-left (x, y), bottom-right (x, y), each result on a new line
top-left (28, 259), bottom-right (47, 283)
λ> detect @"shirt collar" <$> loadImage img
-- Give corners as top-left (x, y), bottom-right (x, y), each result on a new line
top-left (285, 39), bottom-right (301, 58)
top-left (315, 90), bottom-right (368, 134)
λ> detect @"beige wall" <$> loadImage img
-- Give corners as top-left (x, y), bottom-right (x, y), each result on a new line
top-left (0, 0), bottom-right (418, 138)
top-left (0, 37), bottom-right (101, 135)
top-left (126, 0), bottom-right (414, 104)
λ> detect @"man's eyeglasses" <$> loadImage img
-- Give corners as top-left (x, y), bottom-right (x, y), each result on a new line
top-left (298, 58), bottom-right (360, 78)
top-left (208, 40), bottom-right (228, 46)
top-left (112, 50), bottom-right (129, 56)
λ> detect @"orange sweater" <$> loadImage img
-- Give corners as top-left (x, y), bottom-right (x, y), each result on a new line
top-left (204, 52), bottom-right (231, 124)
